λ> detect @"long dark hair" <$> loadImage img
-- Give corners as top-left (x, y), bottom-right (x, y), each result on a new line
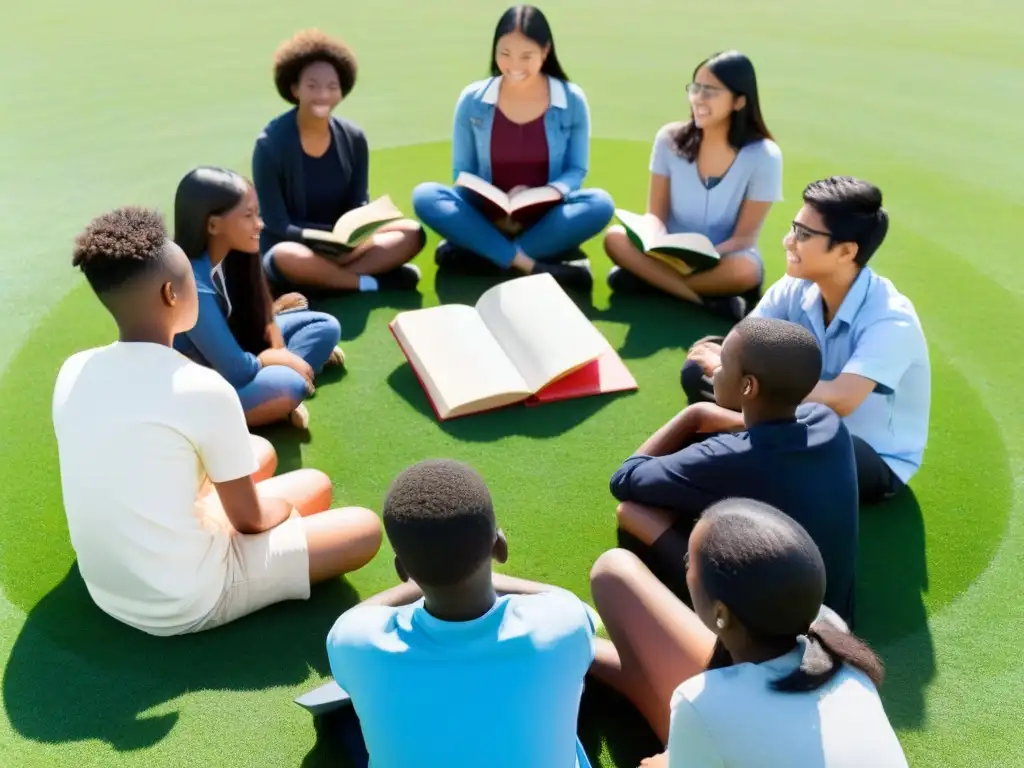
top-left (673, 51), bottom-right (772, 162)
top-left (489, 5), bottom-right (569, 81)
top-left (697, 499), bottom-right (884, 693)
top-left (173, 166), bottom-right (274, 356)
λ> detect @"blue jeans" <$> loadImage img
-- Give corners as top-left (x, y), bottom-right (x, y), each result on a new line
top-left (236, 310), bottom-right (341, 412)
top-left (412, 183), bottom-right (615, 268)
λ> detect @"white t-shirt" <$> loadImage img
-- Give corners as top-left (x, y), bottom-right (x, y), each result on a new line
top-left (667, 639), bottom-right (909, 768)
top-left (52, 342), bottom-right (259, 634)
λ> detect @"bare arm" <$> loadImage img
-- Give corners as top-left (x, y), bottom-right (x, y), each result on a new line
top-left (806, 373), bottom-right (877, 417)
top-left (646, 173), bottom-right (671, 227)
top-left (636, 403), bottom-right (745, 456)
top-left (713, 199), bottom-right (773, 254)
top-left (214, 476), bottom-right (294, 534)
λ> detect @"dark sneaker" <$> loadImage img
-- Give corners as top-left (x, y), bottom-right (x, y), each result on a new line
top-left (607, 265), bottom-right (655, 294)
top-left (741, 283), bottom-right (763, 314)
top-left (702, 295), bottom-right (747, 323)
top-left (532, 259), bottom-right (593, 292)
top-left (375, 263), bottom-right (421, 291)
top-left (434, 241), bottom-right (502, 276)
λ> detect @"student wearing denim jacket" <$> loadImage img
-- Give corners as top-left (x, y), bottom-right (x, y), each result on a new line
top-left (413, 5), bottom-right (614, 291)
top-left (172, 167), bottom-right (344, 430)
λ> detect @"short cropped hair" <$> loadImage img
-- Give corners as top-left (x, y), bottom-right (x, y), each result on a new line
top-left (382, 460), bottom-right (496, 587)
top-left (71, 206), bottom-right (168, 295)
top-left (803, 176), bottom-right (889, 266)
top-left (272, 29), bottom-right (358, 103)
top-left (734, 316), bottom-right (822, 405)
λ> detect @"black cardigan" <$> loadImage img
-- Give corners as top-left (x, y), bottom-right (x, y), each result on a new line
top-left (251, 108), bottom-right (370, 253)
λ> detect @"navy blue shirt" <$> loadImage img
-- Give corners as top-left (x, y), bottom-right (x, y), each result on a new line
top-left (610, 403), bottom-right (859, 623)
top-left (302, 137), bottom-right (348, 227)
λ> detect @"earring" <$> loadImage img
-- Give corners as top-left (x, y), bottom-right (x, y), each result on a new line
top-left (716, 617), bottom-right (725, 629)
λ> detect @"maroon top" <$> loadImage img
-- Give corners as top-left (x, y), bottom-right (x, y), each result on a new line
top-left (490, 109), bottom-right (549, 193)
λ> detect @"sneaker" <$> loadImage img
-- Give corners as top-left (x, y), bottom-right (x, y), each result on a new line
top-left (288, 403), bottom-right (310, 429)
top-left (607, 266), bottom-right (654, 294)
top-left (375, 263), bottom-right (421, 291)
top-left (434, 241), bottom-right (501, 276)
top-left (326, 345), bottom-right (346, 368)
top-left (741, 284), bottom-right (763, 314)
top-left (532, 260), bottom-right (593, 292)
top-left (702, 295), bottom-right (748, 323)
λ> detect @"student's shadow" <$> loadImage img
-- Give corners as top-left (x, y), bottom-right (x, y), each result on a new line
top-left (3, 564), bottom-right (361, 751)
top-left (312, 290), bottom-right (425, 342)
top-left (855, 488), bottom-right (934, 730)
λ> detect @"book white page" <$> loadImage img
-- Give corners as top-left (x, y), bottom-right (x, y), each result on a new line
top-left (455, 173), bottom-right (510, 209)
top-left (651, 231), bottom-right (716, 255)
top-left (475, 274), bottom-right (609, 393)
top-left (615, 208), bottom-right (661, 250)
top-left (391, 304), bottom-right (531, 419)
top-left (333, 195), bottom-right (403, 243)
top-left (508, 185), bottom-right (562, 211)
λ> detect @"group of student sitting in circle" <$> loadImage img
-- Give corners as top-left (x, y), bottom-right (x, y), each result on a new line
top-left (48, 3), bottom-right (930, 766)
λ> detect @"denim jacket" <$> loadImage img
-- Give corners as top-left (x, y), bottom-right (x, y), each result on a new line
top-left (451, 76), bottom-right (591, 195)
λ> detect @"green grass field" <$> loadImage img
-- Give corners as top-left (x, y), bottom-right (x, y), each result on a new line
top-left (2, 1), bottom-right (1022, 765)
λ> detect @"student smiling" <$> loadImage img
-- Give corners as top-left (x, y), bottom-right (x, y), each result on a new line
top-left (412, 5), bottom-right (615, 291)
top-left (603, 51), bottom-right (782, 319)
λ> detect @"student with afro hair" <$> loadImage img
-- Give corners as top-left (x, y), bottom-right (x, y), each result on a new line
top-left (52, 206), bottom-right (382, 636)
top-left (327, 459), bottom-right (597, 768)
top-left (253, 29), bottom-right (425, 295)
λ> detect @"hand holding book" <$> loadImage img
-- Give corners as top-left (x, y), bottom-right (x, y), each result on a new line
top-left (300, 195), bottom-right (404, 254)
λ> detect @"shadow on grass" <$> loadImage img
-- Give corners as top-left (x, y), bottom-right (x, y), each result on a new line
top-left (855, 487), bottom-right (934, 730)
top-left (3, 564), bottom-right (361, 751)
top-left (579, 679), bottom-right (662, 768)
top-left (312, 289), bottom-right (426, 342)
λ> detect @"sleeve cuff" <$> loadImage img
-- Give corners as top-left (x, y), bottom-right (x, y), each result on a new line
top-left (550, 181), bottom-right (570, 197)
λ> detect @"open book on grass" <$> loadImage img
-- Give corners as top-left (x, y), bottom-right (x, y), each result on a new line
top-left (389, 273), bottom-right (637, 420)
top-left (456, 172), bottom-right (562, 226)
top-left (301, 195), bottom-right (404, 252)
top-left (616, 209), bottom-right (720, 273)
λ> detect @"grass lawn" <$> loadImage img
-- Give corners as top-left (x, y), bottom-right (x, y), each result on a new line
top-left (1, 1), bottom-right (1022, 766)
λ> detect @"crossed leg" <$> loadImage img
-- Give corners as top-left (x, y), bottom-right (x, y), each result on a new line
top-left (201, 435), bottom-right (382, 582)
top-left (589, 548), bottom-right (716, 745)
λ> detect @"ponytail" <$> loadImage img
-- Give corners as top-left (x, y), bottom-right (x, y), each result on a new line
top-left (770, 620), bottom-right (885, 693)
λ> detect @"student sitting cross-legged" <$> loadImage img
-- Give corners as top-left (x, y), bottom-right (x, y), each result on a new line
top-left (610, 316), bottom-right (859, 626)
top-left (326, 459), bottom-right (597, 768)
top-left (412, 5), bottom-right (615, 291)
top-left (681, 176), bottom-right (931, 504)
top-left (172, 166), bottom-right (343, 430)
top-left (52, 207), bottom-right (382, 636)
top-left (589, 499), bottom-right (909, 767)
top-left (253, 29), bottom-right (425, 295)
top-left (603, 51), bottom-right (782, 320)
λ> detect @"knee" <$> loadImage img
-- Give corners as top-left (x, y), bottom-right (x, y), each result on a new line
top-left (412, 182), bottom-right (450, 220)
top-left (590, 548), bottom-right (645, 601)
top-left (581, 188), bottom-right (615, 225)
top-left (265, 366), bottom-right (310, 406)
top-left (725, 255), bottom-right (763, 292)
top-left (342, 506), bottom-right (385, 566)
top-left (680, 358), bottom-right (708, 401)
top-left (267, 241), bottom-right (312, 266)
top-left (603, 225), bottom-right (631, 261)
top-left (313, 313), bottom-right (342, 347)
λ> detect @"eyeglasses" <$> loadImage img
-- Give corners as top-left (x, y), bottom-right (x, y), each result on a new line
top-left (686, 82), bottom-right (727, 98)
top-left (790, 221), bottom-right (832, 243)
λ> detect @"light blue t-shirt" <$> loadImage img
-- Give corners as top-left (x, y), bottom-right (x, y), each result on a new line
top-left (326, 589), bottom-right (597, 768)
top-left (667, 639), bottom-right (909, 767)
top-left (750, 268), bottom-right (931, 483)
top-left (649, 122), bottom-right (783, 255)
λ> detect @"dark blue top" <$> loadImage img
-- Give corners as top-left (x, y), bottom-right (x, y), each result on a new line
top-left (252, 108), bottom-right (370, 252)
top-left (302, 135), bottom-right (349, 227)
top-left (172, 253), bottom-right (261, 389)
top-left (610, 403), bottom-right (859, 623)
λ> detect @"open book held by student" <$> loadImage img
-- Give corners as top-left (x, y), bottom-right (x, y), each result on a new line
top-left (615, 208), bottom-right (720, 274)
top-left (301, 195), bottom-right (404, 253)
top-left (456, 172), bottom-right (562, 229)
top-left (390, 273), bottom-right (638, 421)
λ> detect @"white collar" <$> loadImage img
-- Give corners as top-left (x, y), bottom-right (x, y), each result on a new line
top-left (480, 75), bottom-right (568, 109)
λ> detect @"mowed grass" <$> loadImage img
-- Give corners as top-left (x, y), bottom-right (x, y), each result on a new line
top-left (1, 2), bottom-right (1022, 767)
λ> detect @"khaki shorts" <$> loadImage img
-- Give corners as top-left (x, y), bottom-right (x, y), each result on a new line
top-left (186, 507), bottom-right (311, 633)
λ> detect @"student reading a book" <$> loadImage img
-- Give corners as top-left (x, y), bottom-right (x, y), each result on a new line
top-left (327, 459), bottom-right (597, 768)
top-left (253, 29), bottom-right (425, 295)
top-left (680, 176), bottom-right (931, 504)
top-left (411, 5), bottom-right (615, 291)
top-left (609, 317), bottom-right (858, 626)
top-left (589, 499), bottom-right (908, 768)
top-left (172, 166), bottom-right (343, 430)
top-left (603, 51), bottom-right (782, 319)
top-left (52, 206), bottom-right (382, 636)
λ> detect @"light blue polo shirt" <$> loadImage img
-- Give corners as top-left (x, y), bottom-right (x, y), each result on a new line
top-left (750, 268), bottom-right (930, 483)
top-left (326, 589), bottom-right (596, 768)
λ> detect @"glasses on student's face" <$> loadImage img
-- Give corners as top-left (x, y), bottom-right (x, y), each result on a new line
top-left (686, 82), bottom-right (727, 99)
top-left (790, 221), bottom-right (832, 243)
